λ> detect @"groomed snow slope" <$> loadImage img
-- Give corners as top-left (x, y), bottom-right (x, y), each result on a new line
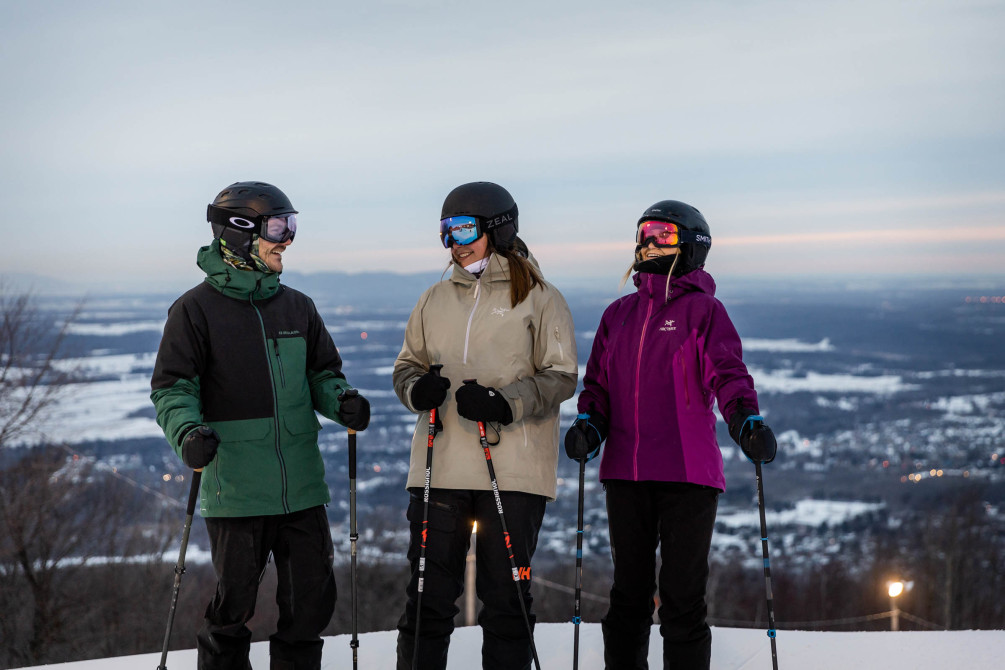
top-left (21, 623), bottom-right (1005, 669)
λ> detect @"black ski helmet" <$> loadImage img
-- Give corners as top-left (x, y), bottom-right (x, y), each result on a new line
top-left (207, 181), bottom-right (298, 260)
top-left (441, 181), bottom-right (519, 251)
top-left (635, 199), bottom-right (711, 276)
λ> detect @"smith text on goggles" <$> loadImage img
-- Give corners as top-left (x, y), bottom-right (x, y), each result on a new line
top-left (207, 204), bottom-right (298, 243)
top-left (637, 220), bottom-right (711, 248)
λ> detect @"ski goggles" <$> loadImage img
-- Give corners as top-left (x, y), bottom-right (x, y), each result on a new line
top-left (207, 205), bottom-right (298, 243)
top-left (440, 216), bottom-right (484, 248)
top-left (260, 213), bottom-right (297, 243)
top-left (636, 220), bottom-right (711, 248)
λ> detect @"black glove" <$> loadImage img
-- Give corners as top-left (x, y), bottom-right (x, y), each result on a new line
top-left (564, 413), bottom-right (609, 462)
top-left (338, 388), bottom-right (371, 431)
top-left (410, 366), bottom-right (451, 411)
top-left (455, 380), bottom-right (513, 425)
top-left (729, 409), bottom-right (777, 464)
top-left (182, 425), bottom-right (220, 469)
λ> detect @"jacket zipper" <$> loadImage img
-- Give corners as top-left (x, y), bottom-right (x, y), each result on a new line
top-left (215, 452), bottom-right (222, 504)
top-left (273, 340), bottom-right (287, 388)
top-left (462, 276), bottom-right (482, 365)
top-left (682, 357), bottom-right (690, 408)
top-left (632, 276), bottom-right (655, 480)
top-left (252, 296), bottom-right (290, 514)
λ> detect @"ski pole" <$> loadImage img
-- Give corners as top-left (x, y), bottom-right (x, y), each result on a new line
top-left (348, 426), bottom-right (360, 670)
top-left (463, 380), bottom-right (542, 670)
top-left (156, 465), bottom-right (202, 670)
top-left (755, 461), bottom-right (779, 670)
top-left (572, 457), bottom-right (586, 670)
top-left (412, 364), bottom-right (443, 670)
top-left (343, 388), bottom-right (362, 670)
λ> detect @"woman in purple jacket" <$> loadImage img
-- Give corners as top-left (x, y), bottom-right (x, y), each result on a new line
top-left (564, 200), bottom-right (777, 670)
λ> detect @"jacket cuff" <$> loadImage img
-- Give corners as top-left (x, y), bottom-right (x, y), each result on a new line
top-left (402, 376), bottom-right (421, 414)
top-left (727, 403), bottom-right (758, 444)
top-left (498, 385), bottom-right (523, 423)
top-left (178, 424), bottom-right (201, 451)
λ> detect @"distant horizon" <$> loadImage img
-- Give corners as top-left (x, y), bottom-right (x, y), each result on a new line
top-left (5, 268), bottom-right (1005, 298)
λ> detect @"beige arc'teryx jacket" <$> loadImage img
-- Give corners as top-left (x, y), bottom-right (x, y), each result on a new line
top-left (393, 253), bottom-right (578, 500)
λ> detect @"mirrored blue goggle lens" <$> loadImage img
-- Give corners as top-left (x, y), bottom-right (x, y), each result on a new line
top-left (263, 214), bottom-right (297, 242)
top-left (440, 216), bottom-right (481, 248)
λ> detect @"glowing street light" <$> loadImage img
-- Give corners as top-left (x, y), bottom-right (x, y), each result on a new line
top-left (888, 580), bottom-right (904, 631)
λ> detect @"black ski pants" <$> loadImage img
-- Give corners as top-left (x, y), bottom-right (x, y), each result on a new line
top-left (395, 487), bottom-right (546, 670)
top-left (602, 480), bottom-right (719, 670)
top-left (197, 506), bottom-right (336, 670)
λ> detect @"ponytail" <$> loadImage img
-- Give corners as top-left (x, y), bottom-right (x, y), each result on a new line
top-left (487, 237), bottom-right (542, 307)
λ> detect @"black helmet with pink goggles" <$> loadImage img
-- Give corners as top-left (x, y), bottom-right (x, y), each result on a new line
top-left (635, 200), bottom-right (711, 276)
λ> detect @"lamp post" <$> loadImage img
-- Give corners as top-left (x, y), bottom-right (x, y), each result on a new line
top-left (465, 522), bottom-right (478, 626)
top-left (888, 580), bottom-right (904, 631)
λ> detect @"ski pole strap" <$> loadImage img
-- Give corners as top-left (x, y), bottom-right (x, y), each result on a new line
top-left (740, 414), bottom-right (764, 464)
top-left (576, 413), bottom-right (603, 461)
top-left (740, 414), bottom-right (764, 440)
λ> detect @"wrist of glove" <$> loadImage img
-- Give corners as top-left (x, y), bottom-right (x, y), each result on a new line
top-left (338, 389), bottom-right (371, 431)
top-left (182, 425), bottom-right (220, 469)
top-left (564, 412), bottom-right (608, 462)
top-left (729, 409), bottom-right (777, 464)
top-left (410, 369), bottom-right (452, 411)
top-left (455, 382), bottom-right (513, 425)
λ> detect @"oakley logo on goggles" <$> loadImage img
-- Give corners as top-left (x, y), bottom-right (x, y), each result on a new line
top-left (440, 216), bottom-right (483, 248)
top-left (637, 220), bottom-right (711, 248)
top-left (207, 204), bottom-right (298, 243)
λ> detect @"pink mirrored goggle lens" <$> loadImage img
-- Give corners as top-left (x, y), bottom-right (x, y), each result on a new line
top-left (636, 220), bottom-right (680, 247)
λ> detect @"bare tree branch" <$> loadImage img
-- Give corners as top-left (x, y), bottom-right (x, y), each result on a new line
top-left (0, 283), bottom-right (83, 447)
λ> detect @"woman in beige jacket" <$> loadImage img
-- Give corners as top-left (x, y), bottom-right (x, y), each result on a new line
top-left (393, 182), bottom-right (578, 670)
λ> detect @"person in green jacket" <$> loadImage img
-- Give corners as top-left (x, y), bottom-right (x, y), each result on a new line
top-left (151, 181), bottom-right (370, 670)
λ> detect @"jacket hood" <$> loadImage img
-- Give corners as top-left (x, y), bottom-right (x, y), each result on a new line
top-left (634, 267), bottom-right (716, 301)
top-left (197, 239), bottom-right (281, 301)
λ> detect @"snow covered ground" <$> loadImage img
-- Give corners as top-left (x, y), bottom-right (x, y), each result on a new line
top-left (21, 623), bottom-right (1005, 669)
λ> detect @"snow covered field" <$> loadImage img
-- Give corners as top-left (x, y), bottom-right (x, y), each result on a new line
top-left (21, 623), bottom-right (1005, 669)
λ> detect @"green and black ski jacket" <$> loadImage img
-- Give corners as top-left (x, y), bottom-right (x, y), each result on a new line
top-left (151, 240), bottom-right (354, 517)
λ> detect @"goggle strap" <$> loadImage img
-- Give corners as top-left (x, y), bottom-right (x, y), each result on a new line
top-left (207, 204), bottom-right (262, 234)
top-left (480, 204), bottom-right (518, 232)
top-left (679, 228), bottom-right (712, 247)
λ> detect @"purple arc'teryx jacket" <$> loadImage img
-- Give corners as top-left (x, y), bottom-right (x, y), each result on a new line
top-left (577, 269), bottom-right (758, 491)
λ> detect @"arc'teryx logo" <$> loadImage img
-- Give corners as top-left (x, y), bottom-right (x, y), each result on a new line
top-left (659, 319), bottom-right (676, 332)
top-left (491, 307), bottom-right (510, 317)
top-left (278, 330), bottom-right (300, 336)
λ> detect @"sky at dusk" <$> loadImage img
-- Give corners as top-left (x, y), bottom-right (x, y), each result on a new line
top-left (3, 0), bottom-right (1003, 290)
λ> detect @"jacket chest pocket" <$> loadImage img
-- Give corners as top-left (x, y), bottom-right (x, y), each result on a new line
top-left (273, 337), bottom-right (310, 406)
top-left (672, 335), bottom-right (706, 411)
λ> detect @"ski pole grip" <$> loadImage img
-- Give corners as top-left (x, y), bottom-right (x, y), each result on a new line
top-left (430, 364), bottom-right (443, 377)
top-left (462, 378), bottom-right (477, 385)
top-left (347, 428), bottom-right (357, 479)
top-left (186, 470), bottom-right (203, 516)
